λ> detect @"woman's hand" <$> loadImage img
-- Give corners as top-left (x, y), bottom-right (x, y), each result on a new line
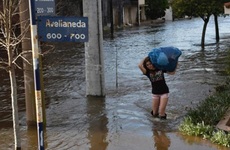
top-left (138, 58), bottom-right (147, 74)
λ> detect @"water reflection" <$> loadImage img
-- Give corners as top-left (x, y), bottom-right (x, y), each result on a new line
top-left (21, 126), bottom-right (39, 150)
top-left (177, 132), bottom-right (230, 150)
top-left (153, 130), bottom-right (171, 150)
top-left (87, 96), bottom-right (108, 150)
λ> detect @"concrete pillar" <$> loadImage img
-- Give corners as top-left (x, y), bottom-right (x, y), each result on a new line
top-left (83, 0), bottom-right (105, 97)
top-left (19, 0), bottom-right (36, 126)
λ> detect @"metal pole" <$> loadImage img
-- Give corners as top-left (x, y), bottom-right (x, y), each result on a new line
top-left (137, 0), bottom-right (140, 26)
top-left (110, 0), bottom-right (114, 38)
top-left (28, 0), bottom-right (44, 149)
top-left (116, 45), bottom-right (118, 89)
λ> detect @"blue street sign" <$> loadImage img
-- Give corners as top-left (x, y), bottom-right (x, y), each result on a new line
top-left (35, 0), bottom-right (55, 16)
top-left (37, 16), bottom-right (88, 42)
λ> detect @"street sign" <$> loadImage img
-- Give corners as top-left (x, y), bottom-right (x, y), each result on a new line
top-left (37, 16), bottom-right (88, 42)
top-left (35, 0), bottom-right (55, 16)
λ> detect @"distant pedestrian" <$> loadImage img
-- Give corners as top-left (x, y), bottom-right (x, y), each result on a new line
top-left (138, 56), bottom-right (175, 119)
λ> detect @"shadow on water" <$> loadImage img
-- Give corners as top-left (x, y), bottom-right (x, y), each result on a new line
top-left (1, 16), bottom-right (230, 149)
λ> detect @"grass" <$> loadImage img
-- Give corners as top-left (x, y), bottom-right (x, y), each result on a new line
top-left (179, 81), bottom-right (230, 147)
top-left (178, 49), bottom-right (230, 147)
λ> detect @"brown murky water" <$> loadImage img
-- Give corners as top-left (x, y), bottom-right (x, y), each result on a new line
top-left (1, 16), bottom-right (230, 150)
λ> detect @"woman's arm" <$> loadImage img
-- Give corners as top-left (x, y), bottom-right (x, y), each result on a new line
top-left (167, 71), bottom-right (176, 75)
top-left (138, 58), bottom-right (147, 74)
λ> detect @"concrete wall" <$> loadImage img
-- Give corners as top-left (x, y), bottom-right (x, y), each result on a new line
top-left (111, 0), bottom-right (147, 27)
top-left (164, 6), bottom-right (173, 21)
top-left (140, 5), bottom-right (146, 21)
top-left (123, 6), bottom-right (137, 25)
top-left (224, 6), bottom-right (230, 14)
top-left (139, 0), bottom-right (145, 5)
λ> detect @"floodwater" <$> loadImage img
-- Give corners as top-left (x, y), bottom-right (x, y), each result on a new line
top-left (1, 16), bottom-right (230, 150)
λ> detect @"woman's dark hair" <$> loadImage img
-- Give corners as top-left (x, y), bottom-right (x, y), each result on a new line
top-left (143, 56), bottom-right (151, 70)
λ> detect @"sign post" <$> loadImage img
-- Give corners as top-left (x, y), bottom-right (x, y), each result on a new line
top-left (35, 0), bottom-right (55, 16)
top-left (28, 0), bottom-right (55, 149)
top-left (29, 0), bottom-right (88, 149)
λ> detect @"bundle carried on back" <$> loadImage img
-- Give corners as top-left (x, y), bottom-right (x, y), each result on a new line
top-left (148, 46), bottom-right (182, 72)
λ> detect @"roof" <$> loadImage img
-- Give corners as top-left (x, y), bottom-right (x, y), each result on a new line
top-left (224, 2), bottom-right (230, 8)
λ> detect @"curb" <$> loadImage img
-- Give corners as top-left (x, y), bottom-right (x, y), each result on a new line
top-left (216, 108), bottom-right (230, 132)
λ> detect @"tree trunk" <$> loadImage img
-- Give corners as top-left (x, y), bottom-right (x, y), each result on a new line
top-left (214, 14), bottom-right (220, 43)
top-left (9, 65), bottom-right (21, 150)
top-left (201, 15), bottom-right (210, 48)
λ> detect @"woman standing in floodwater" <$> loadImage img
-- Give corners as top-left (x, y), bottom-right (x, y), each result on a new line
top-left (138, 56), bottom-right (175, 119)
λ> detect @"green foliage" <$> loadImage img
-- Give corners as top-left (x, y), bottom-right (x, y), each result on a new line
top-left (171, 0), bottom-right (193, 18)
top-left (145, 0), bottom-right (169, 19)
top-left (179, 75), bottom-right (230, 147)
top-left (211, 130), bottom-right (230, 147)
top-left (180, 118), bottom-right (230, 147)
top-left (226, 50), bottom-right (230, 75)
top-left (186, 91), bottom-right (230, 125)
top-left (179, 117), bottom-right (214, 139)
top-left (171, 0), bottom-right (226, 19)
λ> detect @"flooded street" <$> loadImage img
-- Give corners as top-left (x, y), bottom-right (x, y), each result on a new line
top-left (1, 16), bottom-right (230, 149)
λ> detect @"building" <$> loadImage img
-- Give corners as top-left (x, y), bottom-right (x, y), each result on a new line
top-left (122, 0), bottom-right (146, 26)
top-left (164, 6), bottom-right (173, 21)
top-left (102, 0), bottom-right (146, 28)
top-left (224, 2), bottom-right (230, 14)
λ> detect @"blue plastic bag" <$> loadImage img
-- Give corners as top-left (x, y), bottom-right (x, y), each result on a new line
top-left (148, 46), bottom-right (182, 72)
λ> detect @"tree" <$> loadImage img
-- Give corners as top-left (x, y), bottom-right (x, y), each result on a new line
top-left (171, 0), bottom-right (194, 19)
top-left (0, 0), bottom-right (29, 149)
top-left (172, 0), bottom-right (212, 48)
top-left (171, 0), bottom-right (227, 48)
top-left (145, 0), bottom-right (169, 20)
top-left (212, 0), bottom-right (229, 43)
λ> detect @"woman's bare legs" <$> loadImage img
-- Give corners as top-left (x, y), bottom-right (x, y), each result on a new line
top-left (159, 97), bottom-right (168, 118)
top-left (152, 97), bottom-right (160, 116)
